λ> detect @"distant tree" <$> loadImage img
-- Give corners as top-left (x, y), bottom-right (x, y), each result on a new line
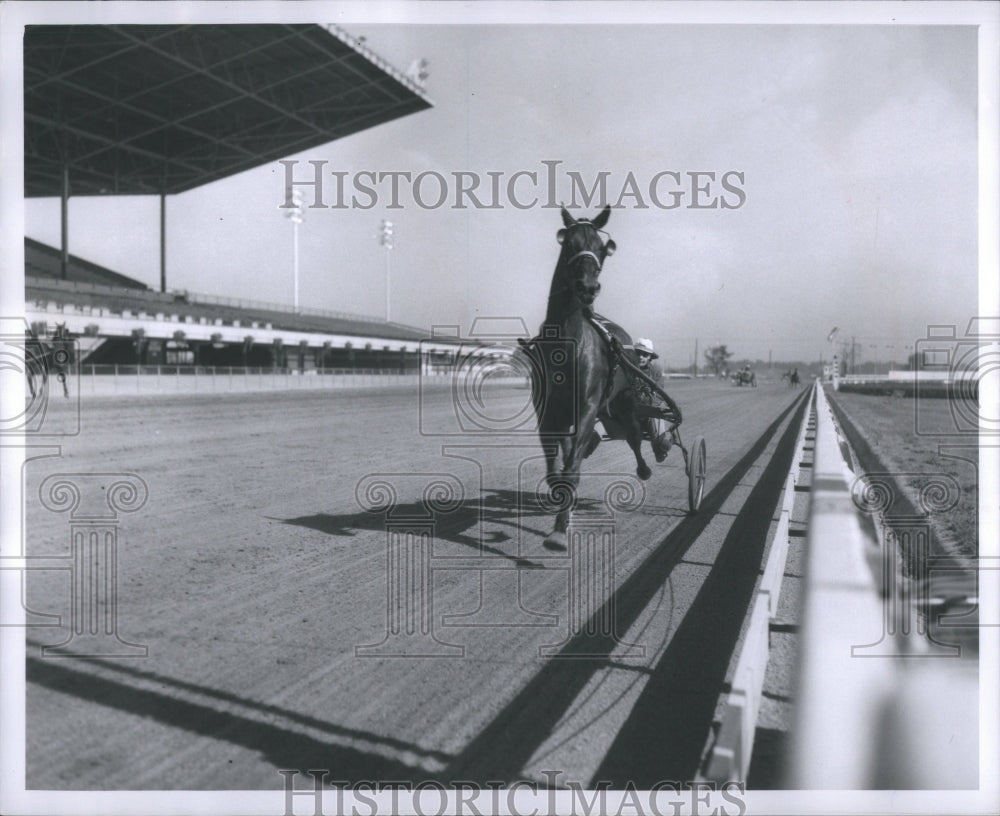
top-left (704, 344), bottom-right (734, 377)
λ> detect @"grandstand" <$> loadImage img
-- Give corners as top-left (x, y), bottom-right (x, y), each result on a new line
top-left (23, 24), bottom-right (476, 374)
top-left (25, 235), bottom-right (465, 370)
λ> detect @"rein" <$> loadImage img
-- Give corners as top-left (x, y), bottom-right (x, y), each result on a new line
top-left (586, 313), bottom-right (683, 427)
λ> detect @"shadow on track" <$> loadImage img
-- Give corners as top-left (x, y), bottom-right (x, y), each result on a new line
top-left (274, 488), bottom-right (605, 569)
top-left (26, 645), bottom-right (452, 785)
top-left (441, 390), bottom-right (809, 784)
top-left (592, 391), bottom-right (810, 785)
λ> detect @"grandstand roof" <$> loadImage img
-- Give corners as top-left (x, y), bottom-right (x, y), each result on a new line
top-left (26, 236), bottom-right (150, 290)
top-left (25, 24), bottom-right (433, 197)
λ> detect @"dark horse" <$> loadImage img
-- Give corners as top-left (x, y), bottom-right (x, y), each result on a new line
top-left (24, 322), bottom-right (73, 400)
top-left (520, 206), bottom-right (653, 549)
top-left (782, 369), bottom-right (801, 388)
top-left (24, 327), bottom-right (46, 400)
top-left (51, 322), bottom-right (73, 397)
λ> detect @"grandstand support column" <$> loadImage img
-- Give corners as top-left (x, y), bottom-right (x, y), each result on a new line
top-left (160, 193), bottom-right (167, 293)
top-left (60, 166), bottom-right (69, 280)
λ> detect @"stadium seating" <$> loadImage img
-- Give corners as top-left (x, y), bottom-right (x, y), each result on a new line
top-left (25, 237), bottom-right (428, 342)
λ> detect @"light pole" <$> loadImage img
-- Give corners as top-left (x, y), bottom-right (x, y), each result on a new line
top-left (286, 188), bottom-right (303, 312)
top-left (380, 219), bottom-right (394, 322)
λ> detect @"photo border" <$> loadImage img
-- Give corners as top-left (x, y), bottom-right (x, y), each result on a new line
top-left (1, 2), bottom-right (997, 815)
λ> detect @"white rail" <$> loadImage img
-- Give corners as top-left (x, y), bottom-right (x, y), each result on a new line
top-left (702, 383), bottom-right (813, 782)
top-left (787, 384), bottom-right (978, 788)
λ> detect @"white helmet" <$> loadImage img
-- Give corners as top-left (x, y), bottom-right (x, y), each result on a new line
top-left (634, 338), bottom-right (658, 359)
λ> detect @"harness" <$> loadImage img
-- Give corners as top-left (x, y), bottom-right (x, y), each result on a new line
top-left (586, 312), bottom-right (623, 409)
top-left (519, 311), bottom-right (682, 428)
top-left (586, 312), bottom-right (682, 427)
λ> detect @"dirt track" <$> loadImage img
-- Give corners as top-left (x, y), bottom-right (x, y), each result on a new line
top-left (23, 379), bottom-right (808, 790)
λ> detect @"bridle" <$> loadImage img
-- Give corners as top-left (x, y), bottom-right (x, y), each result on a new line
top-left (547, 216), bottom-right (617, 305)
top-left (561, 221), bottom-right (613, 273)
top-left (565, 248), bottom-right (604, 271)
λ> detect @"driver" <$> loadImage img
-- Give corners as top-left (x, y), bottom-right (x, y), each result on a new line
top-left (633, 338), bottom-right (672, 462)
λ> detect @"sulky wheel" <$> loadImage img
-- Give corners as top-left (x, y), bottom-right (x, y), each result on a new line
top-left (687, 435), bottom-right (707, 513)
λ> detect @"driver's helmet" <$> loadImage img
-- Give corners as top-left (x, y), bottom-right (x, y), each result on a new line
top-left (634, 337), bottom-right (658, 362)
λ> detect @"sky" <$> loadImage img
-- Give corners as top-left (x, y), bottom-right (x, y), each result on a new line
top-left (22, 13), bottom-right (982, 368)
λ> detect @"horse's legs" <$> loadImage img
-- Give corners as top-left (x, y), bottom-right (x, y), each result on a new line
top-left (539, 431), bottom-right (562, 492)
top-left (647, 415), bottom-right (671, 462)
top-left (607, 393), bottom-right (653, 481)
top-left (624, 416), bottom-right (653, 481)
top-left (558, 435), bottom-right (573, 476)
top-left (543, 402), bottom-right (603, 549)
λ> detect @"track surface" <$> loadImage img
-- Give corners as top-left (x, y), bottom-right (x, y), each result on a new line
top-left (23, 380), bottom-right (807, 790)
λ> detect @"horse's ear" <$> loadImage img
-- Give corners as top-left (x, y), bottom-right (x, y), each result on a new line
top-left (560, 207), bottom-right (575, 229)
top-left (604, 239), bottom-right (616, 257)
top-left (556, 228), bottom-right (567, 245)
top-left (592, 204), bottom-right (611, 229)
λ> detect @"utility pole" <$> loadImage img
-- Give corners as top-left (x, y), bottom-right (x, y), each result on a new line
top-left (826, 327), bottom-right (839, 381)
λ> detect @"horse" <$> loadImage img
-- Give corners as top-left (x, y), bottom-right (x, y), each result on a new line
top-left (23, 323), bottom-right (73, 400)
top-left (50, 322), bottom-right (73, 398)
top-left (781, 369), bottom-right (800, 388)
top-left (519, 205), bottom-right (652, 550)
top-left (24, 327), bottom-right (47, 400)
top-left (733, 369), bottom-right (756, 388)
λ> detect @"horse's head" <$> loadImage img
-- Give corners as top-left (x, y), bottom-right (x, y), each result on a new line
top-left (555, 205), bottom-right (616, 308)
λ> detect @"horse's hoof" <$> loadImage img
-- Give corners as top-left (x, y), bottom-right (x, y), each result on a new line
top-left (637, 463), bottom-right (652, 481)
top-left (543, 531), bottom-right (568, 551)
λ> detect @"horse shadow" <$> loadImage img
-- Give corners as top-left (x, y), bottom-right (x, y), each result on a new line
top-left (272, 488), bottom-right (605, 569)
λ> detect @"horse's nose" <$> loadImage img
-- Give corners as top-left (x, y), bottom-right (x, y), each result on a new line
top-left (576, 281), bottom-right (601, 300)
